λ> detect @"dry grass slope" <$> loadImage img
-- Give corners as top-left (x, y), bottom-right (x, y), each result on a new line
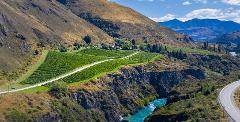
top-left (0, 0), bottom-right (113, 75)
top-left (58, 0), bottom-right (194, 46)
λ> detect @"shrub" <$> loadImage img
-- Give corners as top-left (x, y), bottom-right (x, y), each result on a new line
top-left (59, 46), bottom-right (68, 52)
top-left (83, 35), bottom-right (92, 45)
top-left (6, 109), bottom-right (30, 122)
top-left (73, 42), bottom-right (81, 50)
top-left (49, 82), bottom-right (69, 98)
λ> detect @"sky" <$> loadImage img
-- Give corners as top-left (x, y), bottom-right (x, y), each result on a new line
top-left (110, 0), bottom-right (240, 23)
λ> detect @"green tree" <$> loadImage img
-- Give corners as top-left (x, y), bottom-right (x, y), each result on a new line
top-left (122, 43), bottom-right (132, 50)
top-left (203, 42), bottom-right (208, 50)
top-left (73, 42), bottom-right (81, 50)
top-left (59, 46), bottom-right (68, 52)
top-left (83, 35), bottom-right (92, 45)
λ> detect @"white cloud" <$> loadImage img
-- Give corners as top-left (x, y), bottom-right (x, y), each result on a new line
top-left (183, 1), bottom-right (192, 5)
top-left (178, 8), bottom-right (240, 23)
top-left (184, 9), bottom-right (224, 19)
top-left (150, 14), bottom-right (175, 22)
top-left (193, 0), bottom-right (208, 4)
top-left (151, 8), bottom-right (240, 23)
top-left (222, 0), bottom-right (240, 5)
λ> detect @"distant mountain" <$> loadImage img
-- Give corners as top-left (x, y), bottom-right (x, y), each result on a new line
top-left (160, 19), bottom-right (240, 41)
top-left (215, 31), bottom-right (240, 44)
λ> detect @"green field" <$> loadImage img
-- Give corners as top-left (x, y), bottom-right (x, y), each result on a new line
top-left (60, 52), bottom-right (160, 84)
top-left (20, 49), bottom-right (140, 85)
top-left (21, 50), bottom-right (107, 84)
top-left (77, 48), bottom-right (134, 58)
top-left (166, 45), bottom-right (218, 55)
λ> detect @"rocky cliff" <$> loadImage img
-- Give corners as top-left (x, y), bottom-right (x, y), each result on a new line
top-left (31, 64), bottom-right (205, 122)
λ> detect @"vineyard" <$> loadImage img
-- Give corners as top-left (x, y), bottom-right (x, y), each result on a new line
top-left (60, 52), bottom-right (159, 84)
top-left (77, 48), bottom-right (134, 58)
top-left (20, 49), bottom-right (140, 85)
top-left (21, 51), bottom-right (107, 84)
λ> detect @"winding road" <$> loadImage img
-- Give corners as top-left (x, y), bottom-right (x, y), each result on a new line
top-left (0, 52), bottom-right (138, 95)
top-left (218, 80), bottom-right (240, 122)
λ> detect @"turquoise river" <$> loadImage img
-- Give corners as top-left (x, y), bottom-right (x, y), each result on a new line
top-left (122, 98), bottom-right (167, 122)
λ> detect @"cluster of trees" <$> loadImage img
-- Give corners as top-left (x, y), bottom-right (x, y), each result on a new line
top-left (139, 44), bottom-right (167, 53)
top-left (57, 36), bottom-right (188, 60)
top-left (168, 50), bottom-right (187, 60)
top-left (114, 38), bottom-right (136, 50)
top-left (203, 42), bottom-right (222, 52)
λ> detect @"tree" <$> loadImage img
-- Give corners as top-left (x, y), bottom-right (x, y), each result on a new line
top-left (122, 43), bottom-right (132, 50)
top-left (83, 35), bottom-right (92, 45)
top-left (203, 42), bottom-right (208, 50)
top-left (131, 39), bottom-right (137, 49)
top-left (101, 43), bottom-right (109, 50)
top-left (146, 44), bottom-right (151, 52)
top-left (131, 39), bottom-right (136, 46)
top-left (73, 42), bottom-right (81, 50)
top-left (139, 44), bottom-right (146, 51)
top-left (59, 46), bottom-right (67, 52)
top-left (217, 44), bottom-right (222, 52)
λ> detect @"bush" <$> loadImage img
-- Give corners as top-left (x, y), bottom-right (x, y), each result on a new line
top-left (49, 82), bottom-right (69, 98)
top-left (6, 109), bottom-right (30, 122)
top-left (122, 43), bottom-right (132, 50)
top-left (73, 42), bottom-right (81, 50)
top-left (59, 46), bottom-right (68, 52)
top-left (83, 35), bottom-right (92, 45)
top-left (200, 83), bottom-right (214, 96)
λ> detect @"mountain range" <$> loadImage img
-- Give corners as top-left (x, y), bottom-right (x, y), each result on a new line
top-left (215, 31), bottom-right (240, 45)
top-left (160, 19), bottom-right (240, 41)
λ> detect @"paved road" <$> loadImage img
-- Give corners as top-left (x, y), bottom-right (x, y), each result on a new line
top-left (0, 52), bottom-right (138, 95)
top-left (218, 80), bottom-right (240, 122)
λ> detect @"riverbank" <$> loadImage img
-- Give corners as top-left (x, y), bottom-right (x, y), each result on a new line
top-left (146, 71), bottom-right (240, 122)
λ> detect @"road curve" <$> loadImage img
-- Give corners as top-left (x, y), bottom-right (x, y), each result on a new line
top-left (0, 52), bottom-right (138, 95)
top-left (218, 80), bottom-right (240, 122)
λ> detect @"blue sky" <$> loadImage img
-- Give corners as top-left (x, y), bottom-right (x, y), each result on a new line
top-left (110, 0), bottom-right (240, 23)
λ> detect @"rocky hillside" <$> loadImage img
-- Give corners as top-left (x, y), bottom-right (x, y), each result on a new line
top-left (160, 19), bottom-right (240, 41)
top-left (0, 57), bottom-right (205, 122)
top-left (214, 31), bottom-right (240, 44)
top-left (0, 0), bottom-right (195, 77)
top-left (0, 0), bottom-right (113, 73)
top-left (57, 0), bottom-right (193, 45)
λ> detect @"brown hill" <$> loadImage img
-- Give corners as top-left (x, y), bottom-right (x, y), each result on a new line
top-left (57, 0), bottom-right (193, 45)
top-left (0, 0), bottom-right (112, 74)
top-left (0, 0), bottom-right (194, 79)
top-left (215, 31), bottom-right (240, 44)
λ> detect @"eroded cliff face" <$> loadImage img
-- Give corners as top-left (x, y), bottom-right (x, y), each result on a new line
top-left (53, 65), bottom-right (204, 122)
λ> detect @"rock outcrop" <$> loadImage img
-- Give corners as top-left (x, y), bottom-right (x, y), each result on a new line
top-left (37, 65), bottom-right (204, 122)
